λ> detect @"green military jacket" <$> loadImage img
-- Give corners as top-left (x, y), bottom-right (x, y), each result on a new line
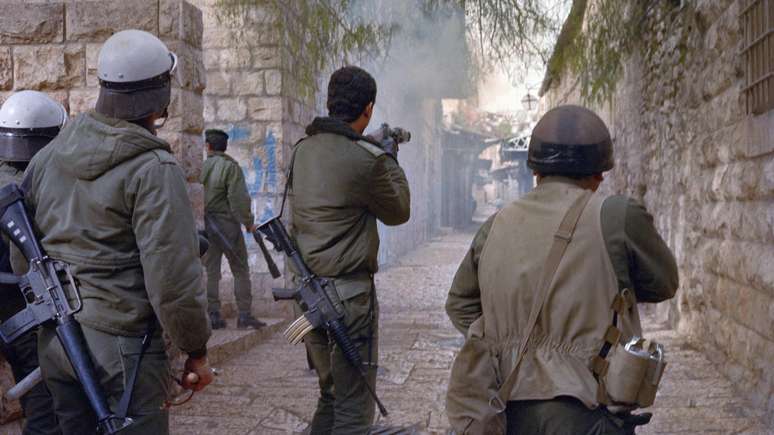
top-left (446, 177), bottom-right (679, 335)
top-left (15, 112), bottom-right (210, 354)
top-left (201, 151), bottom-right (254, 227)
top-left (445, 177), bottom-right (679, 415)
top-left (290, 117), bottom-right (410, 286)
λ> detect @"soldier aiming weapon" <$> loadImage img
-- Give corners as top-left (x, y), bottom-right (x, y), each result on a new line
top-left (252, 122), bottom-right (412, 419)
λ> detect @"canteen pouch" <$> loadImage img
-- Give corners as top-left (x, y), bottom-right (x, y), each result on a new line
top-left (604, 338), bottom-right (666, 407)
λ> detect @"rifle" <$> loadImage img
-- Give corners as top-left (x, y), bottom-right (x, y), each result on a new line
top-left (0, 184), bottom-right (132, 434)
top-left (254, 216), bottom-right (388, 417)
top-left (205, 213), bottom-right (281, 279)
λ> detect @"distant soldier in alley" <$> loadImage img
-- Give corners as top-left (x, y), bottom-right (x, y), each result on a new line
top-left (13, 30), bottom-right (213, 434)
top-left (446, 105), bottom-right (679, 435)
top-left (0, 90), bottom-right (65, 435)
top-left (290, 66), bottom-right (411, 434)
top-left (201, 128), bottom-right (266, 330)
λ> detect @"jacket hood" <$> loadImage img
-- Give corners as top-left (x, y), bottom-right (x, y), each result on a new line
top-left (51, 111), bottom-right (172, 180)
top-left (305, 117), bottom-right (382, 147)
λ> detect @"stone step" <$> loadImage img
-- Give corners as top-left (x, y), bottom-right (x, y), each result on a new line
top-left (203, 317), bottom-right (287, 367)
top-left (0, 318), bottom-right (290, 435)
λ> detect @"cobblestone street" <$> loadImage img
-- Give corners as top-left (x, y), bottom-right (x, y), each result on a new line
top-left (171, 230), bottom-right (771, 434)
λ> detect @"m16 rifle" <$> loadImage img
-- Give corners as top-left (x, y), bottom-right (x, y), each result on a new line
top-left (253, 218), bottom-right (389, 417)
top-left (0, 184), bottom-right (132, 434)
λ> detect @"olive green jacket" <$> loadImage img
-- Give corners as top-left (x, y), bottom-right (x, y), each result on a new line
top-left (201, 151), bottom-right (254, 227)
top-left (14, 112), bottom-right (210, 354)
top-left (0, 163), bottom-right (23, 185)
top-left (446, 177), bottom-right (679, 411)
top-left (447, 177), bottom-right (679, 335)
top-left (290, 119), bottom-right (410, 284)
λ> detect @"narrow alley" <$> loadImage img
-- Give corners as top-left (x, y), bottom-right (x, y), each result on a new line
top-left (170, 230), bottom-right (770, 435)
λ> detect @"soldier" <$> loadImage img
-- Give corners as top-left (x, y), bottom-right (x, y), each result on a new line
top-left (445, 105), bottom-right (679, 435)
top-left (201, 129), bottom-right (266, 330)
top-left (291, 66), bottom-right (410, 434)
top-left (12, 30), bottom-right (213, 434)
top-left (0, 90), bottom-right (64, 435)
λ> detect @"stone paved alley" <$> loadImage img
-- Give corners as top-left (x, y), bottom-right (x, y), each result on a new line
top-left (170, 230), bottom-right (771, 434)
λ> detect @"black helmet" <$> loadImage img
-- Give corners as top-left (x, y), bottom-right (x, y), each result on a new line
top-left (528, 105), bottom-right (613, 176)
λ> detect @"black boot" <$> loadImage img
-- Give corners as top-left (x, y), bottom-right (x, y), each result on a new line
top-left (237, 313), bottom-right (266, 329)
top-left (209, 311), bottom-right (226, 330)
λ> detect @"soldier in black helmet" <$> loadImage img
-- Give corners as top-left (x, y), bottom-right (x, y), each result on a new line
top-left (0, 90), bottom-right (64, 435)
top-left (445, 105), bottom-right (679, 434)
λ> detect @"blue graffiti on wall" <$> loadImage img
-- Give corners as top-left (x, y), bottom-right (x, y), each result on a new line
top-left (226, 125), bottom-right (251, 142)
top-left (240, 129), bottom-right (278, 224)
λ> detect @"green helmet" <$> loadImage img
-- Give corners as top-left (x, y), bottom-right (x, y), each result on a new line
top-left (527, 105), bottom-right (613, 176)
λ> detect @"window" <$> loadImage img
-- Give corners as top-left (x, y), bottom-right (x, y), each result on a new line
top-left (742, 0), bottom-right (774, 115)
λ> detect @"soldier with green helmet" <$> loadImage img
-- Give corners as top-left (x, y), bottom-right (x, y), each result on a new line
top-left (201, 129), bottom-right (266, 330)
top-left (446, 105), bottom-right (679, 434)
top-left (0, 90), bottom-right (65, 435)
top-left (12, 30), bottom-right (213, 434)
top-left (291, 66), bottom-right (410, 434)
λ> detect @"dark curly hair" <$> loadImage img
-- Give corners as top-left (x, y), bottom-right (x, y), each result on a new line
top-left (326, 66), bottom-right (377, 123)
top-left (205, 129), bottom-right (228, 151)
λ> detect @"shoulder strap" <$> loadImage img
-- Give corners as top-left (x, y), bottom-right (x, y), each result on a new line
top-left (116, 320), bottom-right (156, 419)
top-left (278, 138), bottom-right (305, 218)
top-left (490, 190), bottom-right (593, 411)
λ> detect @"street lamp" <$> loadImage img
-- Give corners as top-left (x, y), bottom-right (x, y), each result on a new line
top-left (521, 92), bottom-right (538, 111)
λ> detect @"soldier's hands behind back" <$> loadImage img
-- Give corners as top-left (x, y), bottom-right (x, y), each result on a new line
top-left (182, 355), bottom-right (214, 392)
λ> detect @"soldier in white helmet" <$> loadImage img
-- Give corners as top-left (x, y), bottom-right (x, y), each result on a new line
top-left (11, 30), bottom-right (212, 434)
top-left (0, 90), bottom-right (64, 434)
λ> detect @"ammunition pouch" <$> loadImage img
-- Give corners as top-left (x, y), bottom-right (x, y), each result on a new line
top-left (591, 288), bottom-right (666, 409)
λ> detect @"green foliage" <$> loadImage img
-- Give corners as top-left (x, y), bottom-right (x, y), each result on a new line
top-left (216, 0), bottom-right (568, 98)
top-left (216, 0), bottom-right (397, 99)
top-left (569, 0), bottom-right (649, 104)
top-left (545, 0), bottom-right (683, 104)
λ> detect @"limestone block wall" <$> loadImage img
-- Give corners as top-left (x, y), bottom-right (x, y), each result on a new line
top-left (542, 0), bottom-right (774, 423)
top-left (191, 1), bottom-right (314, 319)
top-left (0, 1), bottom-right (204, 430)
top-left (0, 0), bottom-right (206, 216)
top-left (191, 2), bottom-right (447, 317)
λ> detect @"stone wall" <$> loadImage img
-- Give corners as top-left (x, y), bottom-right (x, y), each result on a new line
top-left (190, 0), bottom-right (317, 319)
top-left (542, 0), bottom-right (774, 423)
top-left (192, 1), bottom-right (452, 316)
top-left (0, 0), bottom-right (205, 215)
top-left (0, 0), bottom-right (205, 430)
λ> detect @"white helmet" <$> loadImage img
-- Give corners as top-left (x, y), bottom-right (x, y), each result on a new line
top-left (97, 29), bottom-right (177, 83)
top-left (95, 30), bottom-right (177, 121)
top-left (0, 91), bottom-right (66, 162)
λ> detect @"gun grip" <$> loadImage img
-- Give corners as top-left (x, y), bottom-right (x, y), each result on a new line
top-left (253, 230), bottom-right (281, 279)
top-left (272, 288), bottom-right (296, 301)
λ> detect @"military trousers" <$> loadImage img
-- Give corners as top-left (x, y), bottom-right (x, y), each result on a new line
top-left (38, 324), bottom-right (170, 435)
top-left (505, 397), bottom-right (632, 435)
top-left (204, 215), bottom-right (253, 314)
top-left (305, 281), bottom-right (379, 435)
top-left (0, 329), bottom-right (61, 435)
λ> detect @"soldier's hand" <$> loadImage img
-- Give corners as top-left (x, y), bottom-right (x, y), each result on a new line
top-left (247, 224), bottom-right (257, 233)
top-left (182, 355), bottom-right (214, 392)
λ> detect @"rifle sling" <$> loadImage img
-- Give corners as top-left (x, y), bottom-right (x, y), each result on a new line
top-left (115, 320), bottom-right (156, 419)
